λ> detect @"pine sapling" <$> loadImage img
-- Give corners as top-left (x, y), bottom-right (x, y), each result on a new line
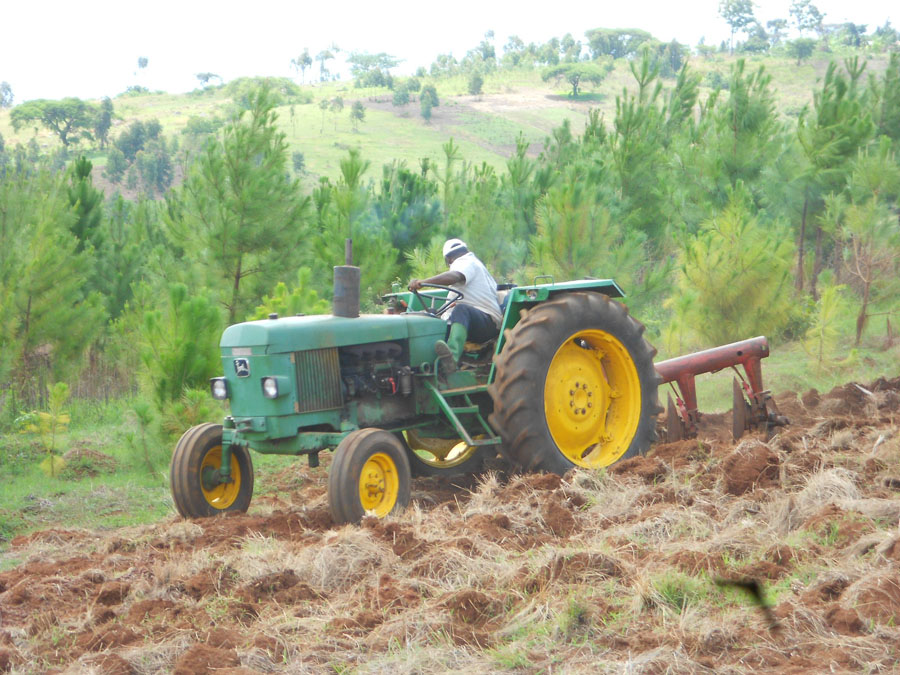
top-left (21, 382), bottom-right (70, 477)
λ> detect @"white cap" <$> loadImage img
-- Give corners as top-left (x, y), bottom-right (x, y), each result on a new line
top-left (442, 238), bottom-right (467, 257)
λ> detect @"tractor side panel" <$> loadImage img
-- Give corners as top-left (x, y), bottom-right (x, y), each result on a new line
top-left (405, 317), bottom-right (448, 368)
top-left (224, 353), bottom-right (296, 418)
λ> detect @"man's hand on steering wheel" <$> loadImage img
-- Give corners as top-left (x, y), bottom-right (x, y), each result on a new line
top-left (408, 282), bottom-right (464, 317)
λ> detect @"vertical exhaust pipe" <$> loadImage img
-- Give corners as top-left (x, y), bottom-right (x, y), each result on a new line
top-left (333, 238), bottom-right (360, 318)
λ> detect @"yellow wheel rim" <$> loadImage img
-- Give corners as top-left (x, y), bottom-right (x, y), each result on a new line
top-left (544, 329), bottom-right (641, 468)
top-left (358, 452), bottom-right (400, 517)
top-left (200, 445), bottom-right (241, 510)
top-left (404, 429), bottom-right (478, 468)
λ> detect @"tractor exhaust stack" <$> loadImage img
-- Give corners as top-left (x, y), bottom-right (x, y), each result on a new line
top-left (655, 336), bottom-right (789, 442)
top-left (333, 238), bottom-right (360, 318)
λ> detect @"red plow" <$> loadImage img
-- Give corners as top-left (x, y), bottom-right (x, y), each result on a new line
top-left (655, 336), bottom-right (790, 442)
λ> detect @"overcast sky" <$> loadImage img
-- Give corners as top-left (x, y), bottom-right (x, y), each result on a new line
top-left (2, 0), bottom-right (896, 103)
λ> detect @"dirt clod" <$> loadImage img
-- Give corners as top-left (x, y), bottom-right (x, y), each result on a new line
top-left (722, 442), bottom-right (780, 495)
top-left (173, 644), bottom-right (240, 675)
top-left (441, 589), bottom-right (501, 626)
top-left (542, 500), bottom-right (577, 537)
top-left (824, 604), bottom-right (864, 635)
top-left (96, 581), bottom-right (130, 605)
top-left (610, 455), bottom-right (668, 483)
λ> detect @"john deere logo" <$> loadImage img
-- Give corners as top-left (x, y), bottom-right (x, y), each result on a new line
top-left (234, 358), bottom-right (250, 377)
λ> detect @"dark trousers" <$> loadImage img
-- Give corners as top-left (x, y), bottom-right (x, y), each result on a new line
top-left (447, 304), bottom-right (499, 343)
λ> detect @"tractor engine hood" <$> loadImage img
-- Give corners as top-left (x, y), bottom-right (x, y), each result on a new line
top-left (220, 313), bottom-right (447, 354)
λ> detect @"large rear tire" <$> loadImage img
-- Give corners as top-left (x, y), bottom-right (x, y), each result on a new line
top-left (489, 292), bottom-right (662, 475)
top-left (170, 423), bottom-right (254, 518)
top-left (329, 429), bottom-right (412, 525)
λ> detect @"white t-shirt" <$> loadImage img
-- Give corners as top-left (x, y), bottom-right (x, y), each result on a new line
top-left (448, 252), bottom-right (502, 326)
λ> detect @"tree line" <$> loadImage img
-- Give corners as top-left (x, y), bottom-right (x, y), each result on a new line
top-left (1, 47), bottom-right (899, 442)
top-left (281, 7), bottom-right (899, 97)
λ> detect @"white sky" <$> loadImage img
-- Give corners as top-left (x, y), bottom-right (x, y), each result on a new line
top-left (2, 0), bottom-right (896, 102)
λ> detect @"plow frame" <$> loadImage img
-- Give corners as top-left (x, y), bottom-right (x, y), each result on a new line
top-left (655, 336), bottom-right (789, 441)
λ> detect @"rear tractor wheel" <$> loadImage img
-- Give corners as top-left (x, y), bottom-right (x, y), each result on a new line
top-left (170, 423), bottom-right (254, 518)
top-left (328, 429), bottom-right (412, 525)
top-left (400, 429), bottom-right (487, 477)
top-left (489, 292), bottom-right (662, 475)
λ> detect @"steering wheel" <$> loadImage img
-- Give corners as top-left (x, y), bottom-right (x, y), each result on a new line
top-left (410, 283), bottom-right (464, 317)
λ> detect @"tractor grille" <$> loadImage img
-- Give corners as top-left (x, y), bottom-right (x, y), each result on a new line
top-left (294, 348), bottom-right (343, 412)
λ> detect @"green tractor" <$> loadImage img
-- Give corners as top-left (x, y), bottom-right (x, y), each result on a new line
top-left (170, 264), bottom-right (662, 524)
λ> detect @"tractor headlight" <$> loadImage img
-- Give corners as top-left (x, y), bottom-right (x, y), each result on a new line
top-left (210, 378), bottom-right (228, 400)
top-left (261, 377), bottom-right (280, 399)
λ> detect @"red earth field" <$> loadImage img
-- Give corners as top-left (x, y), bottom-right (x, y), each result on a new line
top-left (1, 377), bottom-right (899, 673)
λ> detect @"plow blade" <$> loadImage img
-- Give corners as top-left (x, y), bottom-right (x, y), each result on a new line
top-left (655, 336), bottom-right (789, 442)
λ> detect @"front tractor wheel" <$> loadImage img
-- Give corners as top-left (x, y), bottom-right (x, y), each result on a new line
top-left (489, 292), bottom-right (662, 475)
top-left (328, 429), bottom-right (412, 525)
top-left (170, 423), bottom-right (254, 518)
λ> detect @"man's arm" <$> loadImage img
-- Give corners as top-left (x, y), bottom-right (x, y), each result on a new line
top-left (408, 270), bottom-right (465, 291)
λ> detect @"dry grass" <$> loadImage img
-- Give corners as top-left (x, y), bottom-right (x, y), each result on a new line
top-left (2, 379), bottom-right (900, 672)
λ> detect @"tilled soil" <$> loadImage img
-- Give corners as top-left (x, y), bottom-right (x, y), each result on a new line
top-left (2, 377), bottom-right (900, 673)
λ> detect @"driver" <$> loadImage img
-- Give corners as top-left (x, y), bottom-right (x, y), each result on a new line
top-left (408, 238), bottom-right (502, 373)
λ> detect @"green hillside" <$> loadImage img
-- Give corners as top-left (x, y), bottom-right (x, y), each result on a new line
top-left (2, 52), bottom-right (891, 186)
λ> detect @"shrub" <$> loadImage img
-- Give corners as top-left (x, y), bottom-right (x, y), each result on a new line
top-left (420, 84), bottom-right (439, 107)
top-left (705, 70), bottom-right (730, 90)
top-left (392, 86), bottom-right (410, 107)
top-left (183, 115), bottom-right (224, 136)
top-left (668, 187), bottom-right (796, 347)
top-left (103, 148), bottom-right (128, 183)
top-left (292, 151), bottom-right (306, 173)
top-left (468, 72), bottom-right (484, 95)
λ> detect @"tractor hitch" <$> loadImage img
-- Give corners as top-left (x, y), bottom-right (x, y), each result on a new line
top-left (655, 336), bottom-right (789, 442)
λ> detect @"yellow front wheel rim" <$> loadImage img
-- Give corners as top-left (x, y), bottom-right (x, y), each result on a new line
top-left (200, 445), bottom-right (241, 510)
top-left (544, 329), bottom-right (641, 468)
top-left (358, 452), bottom-right (400, 517)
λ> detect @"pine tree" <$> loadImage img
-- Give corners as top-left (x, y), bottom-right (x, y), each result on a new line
top-left (66, 156), bottom-right (104, 252)
top-left (839, 139), bottom-right (900, 344)
top-left (311, 149), bottom-right (399, 301)
top-left (0, 166), bottom-right (105, 398)
top-left (673, 186), bottom-right (796, 346)
top-left (140, 283), bottom-right (221, 406)
top-left (253, 268), bottom-right (330, 318)
top-left (877, 52), bottom-right (900, 142)
top-left (609, 52), bottom-right (670, 245)
top-left (167, 87), bottom-right (312, 323)
top-left (802, 270), bottom-right (846, 367)
top-left (529, 173), bottom-right (648, 291)
top-left (795, 61), bottom-right (875, 293)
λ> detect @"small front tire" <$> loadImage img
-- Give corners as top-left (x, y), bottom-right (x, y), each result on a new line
top-left (170, 423), bottom-right (254, 518)
top-left (328, 429), bottom-right (411, 525)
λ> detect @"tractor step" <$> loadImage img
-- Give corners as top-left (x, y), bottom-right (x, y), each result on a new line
top-left (424, 380), bottom-right (501, 448)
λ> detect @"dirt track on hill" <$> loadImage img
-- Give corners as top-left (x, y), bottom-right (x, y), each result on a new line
top-left (2, 377), bottom-right (900, 673)
top-left (364, 88), bottom-right (592, 159)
